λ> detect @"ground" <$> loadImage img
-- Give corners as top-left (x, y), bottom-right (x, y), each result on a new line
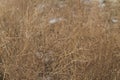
top-left (0, 0), bottom-right (120, 80)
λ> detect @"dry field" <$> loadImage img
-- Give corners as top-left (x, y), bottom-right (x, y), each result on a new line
top-left (0, 0), bottom-right (120, 80)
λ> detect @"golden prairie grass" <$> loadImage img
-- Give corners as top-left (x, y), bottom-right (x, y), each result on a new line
top-left (0, 0), bottom-right (120, 80)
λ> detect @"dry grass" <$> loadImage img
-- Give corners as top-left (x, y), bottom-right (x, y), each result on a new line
top-left (0, 0), bottom-right (120, 80)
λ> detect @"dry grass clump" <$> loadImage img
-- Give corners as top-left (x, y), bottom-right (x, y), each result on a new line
top-left (0, 0), bottom-right (120, 80)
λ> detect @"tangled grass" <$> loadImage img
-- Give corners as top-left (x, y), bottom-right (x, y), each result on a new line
top-left (0, 0), bottom-right (120, 80)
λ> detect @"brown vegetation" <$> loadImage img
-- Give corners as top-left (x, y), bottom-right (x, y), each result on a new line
top-left (0, 0), bottom-right (120, 80)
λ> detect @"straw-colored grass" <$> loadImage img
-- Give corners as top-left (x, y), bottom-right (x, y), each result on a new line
top-left (0, 0), bottom-right (120, 80)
